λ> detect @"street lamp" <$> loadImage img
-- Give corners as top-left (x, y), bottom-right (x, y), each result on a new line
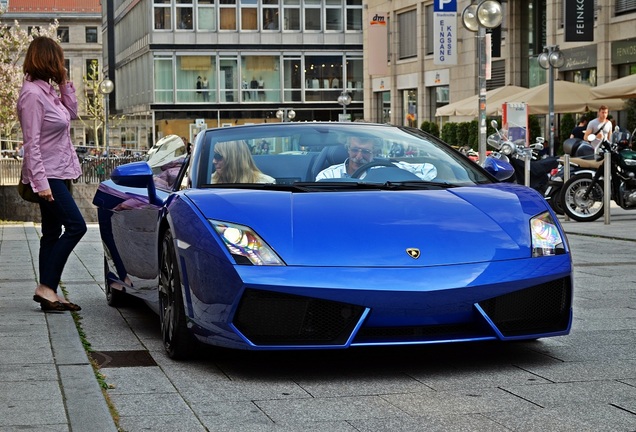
top-left (538, 45), bottom-right (565, 157)
top-left (276, 108), bottom-right (296, 122)
top-left (337, 91), bottom-right (351, 122)
top-left (99, 79), bottom-right (115, 156)
top-left (462, 0), bottom-right (503, 165)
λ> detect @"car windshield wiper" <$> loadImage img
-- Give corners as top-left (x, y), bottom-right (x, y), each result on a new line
top-left (379, 181), bottom-right (457, 190)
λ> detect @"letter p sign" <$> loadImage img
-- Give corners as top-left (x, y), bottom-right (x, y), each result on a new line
top-left (434, 0), bottom-right (457, 12)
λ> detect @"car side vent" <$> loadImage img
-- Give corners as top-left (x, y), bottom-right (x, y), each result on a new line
top-left (478, 277), bottom-right (572, 337)
top-left (234, 289), bottom-right (364, 346)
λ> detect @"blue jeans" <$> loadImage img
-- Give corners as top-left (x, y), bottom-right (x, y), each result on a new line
top-left (38, 179), bottom-right (87, 292)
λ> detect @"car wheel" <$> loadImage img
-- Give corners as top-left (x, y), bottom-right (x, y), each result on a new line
top-left (159, 229), bottom-right (196, 360)
top-left (561, 173), bottom-right (604, 222)
top-left (105, 255), bottom-right (126, 307)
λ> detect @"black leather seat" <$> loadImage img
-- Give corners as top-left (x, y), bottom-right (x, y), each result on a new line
top-left (311, 145), bottom-right (349, 180)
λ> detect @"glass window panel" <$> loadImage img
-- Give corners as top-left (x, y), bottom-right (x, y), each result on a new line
top-left (177, 7), bottom-right (194, 29)
top-left (198, 6), bottom-right (216, 30)
top-left (241, 56), bottom-right (281, 102)
top-left (305, 55), bottom-right (341, 101)
top-left (176, 56), bottom-right (215, 103)
top-left (283, 58), bottom-right (301, 102)
top-left (154, 6), bottom-right (172, 30)
top-left (284, 8), bottom-right (300, 30)
top-left (346, 8), bottom-right (361, 30)
top-left (263, 8), bottom-right (280, 30)
top-left (219, 58), bottom-right (238, 102)
top-left (154, 57), bottom-right (174, 103)
top-left (326, 9), bottom-right (342, 31)
top-left (86, 27), bottom-right (98, 43)
top-left (57, 27), bottom-right (69, 43)
top-left (241, 7), bottom-right (258, 30)
top-left (220, 7), bottom-right (237, 29)
top-left (305, 8), bottom-right (321, 31)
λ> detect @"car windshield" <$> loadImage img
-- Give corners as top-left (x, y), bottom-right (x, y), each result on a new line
top-left (189, 123), bottom-right (492, 190)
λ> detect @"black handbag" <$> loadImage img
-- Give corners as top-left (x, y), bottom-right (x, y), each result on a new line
top-left (17, 174), bottom-right (40, 203)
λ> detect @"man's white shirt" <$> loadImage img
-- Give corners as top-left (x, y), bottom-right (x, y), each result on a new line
top-left (316, 159), bottom-right (437, 181)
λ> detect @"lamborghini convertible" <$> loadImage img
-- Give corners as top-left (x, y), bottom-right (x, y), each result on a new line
top-left (93, 122), bottom-right (572, 359)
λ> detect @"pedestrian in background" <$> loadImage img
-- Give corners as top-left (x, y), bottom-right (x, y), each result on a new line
top-left (18, 36), bottom-right (86, 312)
top-left (570, 117), bottom-right (588, 140)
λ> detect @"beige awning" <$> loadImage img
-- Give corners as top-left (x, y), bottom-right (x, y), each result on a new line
top-left (435, 85), bottom-right (528, 117)
top-left (590, 74), bottom-right (636, 99)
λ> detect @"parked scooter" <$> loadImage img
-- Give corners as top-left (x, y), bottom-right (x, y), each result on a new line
top-left (560, 127), bottom-right (636, 222)
top-left (487, 120), bottom-right (558, 194)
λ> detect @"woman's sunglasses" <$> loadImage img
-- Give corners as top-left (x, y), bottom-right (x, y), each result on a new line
top-left (213, 152), bottom-right (223, 161)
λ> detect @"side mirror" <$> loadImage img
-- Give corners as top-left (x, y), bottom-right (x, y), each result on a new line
top-left (110, 161), bottom-right (158, 205)
top-left (490, 120), bottom-right (498, 129)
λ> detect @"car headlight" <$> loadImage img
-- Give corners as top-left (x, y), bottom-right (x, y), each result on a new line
top-left (530, 212), bottom-right (565, 257)
top-left (209, 220), bottom-right (285, 266)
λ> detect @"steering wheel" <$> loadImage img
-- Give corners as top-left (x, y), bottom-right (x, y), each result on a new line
top-left (350, 159), bottom-right (396, 178)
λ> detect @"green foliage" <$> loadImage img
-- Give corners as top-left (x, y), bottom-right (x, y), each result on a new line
top-left (560, 113), bottom-right (576, 144)
top-left (626, 99), bottom-right (636, 135)
top-left (456, 122), bottom-right (471, 146)
top-left (419, 120), bottom-right (440, 137)
top-left (441, 122), bottom-right (457, 145)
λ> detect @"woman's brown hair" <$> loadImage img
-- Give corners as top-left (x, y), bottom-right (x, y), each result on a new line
top-left (23, 36), bottom-right (67, 85)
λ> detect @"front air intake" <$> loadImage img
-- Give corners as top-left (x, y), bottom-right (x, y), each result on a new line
top-left (234, 289), bottom-right (364, 346)
top-left (477, 277), bottom-right (572, 337)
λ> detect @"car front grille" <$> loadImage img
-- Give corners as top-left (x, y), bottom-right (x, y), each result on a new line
top-left (233, 289), bottom-right (364, 346)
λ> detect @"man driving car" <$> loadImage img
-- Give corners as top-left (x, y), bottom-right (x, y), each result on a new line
top-left (315, 136), bottom-right (437, 181)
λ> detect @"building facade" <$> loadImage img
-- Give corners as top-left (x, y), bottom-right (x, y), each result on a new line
top-left (104, 0), bottom-right (365, 148)
top-left (2, 0), bottom-right (104, 149)
top-left (364, 0), bottom-right (636, 129)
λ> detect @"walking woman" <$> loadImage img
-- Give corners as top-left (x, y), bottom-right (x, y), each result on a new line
top-left (18, 36), bottom-right (86, 312)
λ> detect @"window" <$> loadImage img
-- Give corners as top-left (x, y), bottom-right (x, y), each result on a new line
top-left (220, 0), bottom-right (237, 30)
top-left (86, 27), bottom-right (98, 43)
top-left (154, 0), bottom-right (172, 30)
top-left (177, 0), bottom-right (194, 30)
top-left (197, 0), bottom-right (216, 31)
top-left (425, 5), bottom-right (433, 56)
top-left (283, 56), bottom-right (301, 102)
top-left (398, 10), bottom-right (416, 59)
top-left (57, 27), bottom-right (69, 43)
top-left (154, 56), bottom-right (174, 103)
top-left (346, 0), bottom-right (362, 31)
top-left (219, 57), bottom-right (238, 102)
top-left (263, 0), bottom-right (280, 30)
top-left (241, 55), bottom-right (281, 102)
top-left (345, 57), bottom-right (363, 99)
top-left (86, 59), bottom-right (99, 81)
top-left (304, 0), bottom-right (322, 31)
top-left (325, 0), bottom-right (343, 31)
top-left (283, 0), bottom-right (300, 30)
top-left (240, 0), bottom-right (258, 30)
top-left (64, 59), bottom-right (71, 81)
top-left (176, 56), bottom-right (216, 103)
top-left (305, 55), bottom-right (342, 101)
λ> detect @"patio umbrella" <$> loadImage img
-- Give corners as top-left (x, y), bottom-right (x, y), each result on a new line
top-left (435, 85), bottom-right (528, 117)
top-left (509, 80), bottom-right (625, 114)
top-left (590, 74), bottom-right (636, 99)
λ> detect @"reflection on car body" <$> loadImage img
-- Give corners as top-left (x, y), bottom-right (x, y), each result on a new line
top-left (93, 122), bottom-right (572, 360)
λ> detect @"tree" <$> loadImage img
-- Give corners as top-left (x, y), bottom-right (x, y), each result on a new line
top-left (0, 12), bottom-right (58, 142)
top-left (78, 59), bottom-right (124, 153)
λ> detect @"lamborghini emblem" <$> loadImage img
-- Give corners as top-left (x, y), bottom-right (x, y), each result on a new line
top-left (406, 248), bottom-right (420, 259)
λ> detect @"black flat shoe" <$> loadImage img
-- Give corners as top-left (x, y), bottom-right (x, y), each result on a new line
top-left (33, 295), bottom-right (66, 312)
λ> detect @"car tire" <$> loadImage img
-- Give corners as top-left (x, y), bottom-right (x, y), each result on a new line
top-left (561, 173), bottom-right (604, 222)
top-left (105, 255), bottom-right (127, 307)
top-left (159, 229), bottom-right (197, 360)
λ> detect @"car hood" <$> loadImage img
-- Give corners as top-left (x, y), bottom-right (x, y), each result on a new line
top-left (186, 185), bottom-right (550, 267)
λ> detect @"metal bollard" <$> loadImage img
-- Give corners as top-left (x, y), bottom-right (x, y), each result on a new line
top-left (563, 154), bottom-right (570, 222)
top-left (604, 153), bottom-right (611, 225)
top-left (524, 152), bottom-right (531, 187)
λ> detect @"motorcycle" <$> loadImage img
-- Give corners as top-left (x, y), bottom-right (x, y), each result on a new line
top-left (487, 121), bottom-right (558, 194)
top-left (561, 127), bottom-right (636, 222)
top-left (543, 137), bottom-right (597, 215)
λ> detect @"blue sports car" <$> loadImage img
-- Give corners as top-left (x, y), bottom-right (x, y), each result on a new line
top-left (93, 122), bottom-right (572, 359)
